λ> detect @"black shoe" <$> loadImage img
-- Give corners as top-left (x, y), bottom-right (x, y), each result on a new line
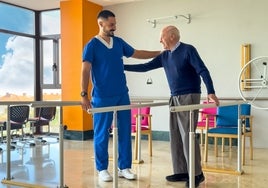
top-left (166, 173), bottom-right (189, 182)
top-left (185, 172), bottom-right (205, 187)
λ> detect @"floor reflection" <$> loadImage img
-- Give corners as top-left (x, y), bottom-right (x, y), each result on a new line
top-left (0, 139), bottom-right (59, 187)
top-left (0, 139), bottom-right (267, 188)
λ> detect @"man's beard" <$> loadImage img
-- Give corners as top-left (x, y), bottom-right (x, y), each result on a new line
top-left (105, 29), bottom-right (115, 37)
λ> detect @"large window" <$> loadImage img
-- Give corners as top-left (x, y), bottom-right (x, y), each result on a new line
top-left (0, 33), bottom-right (34, 98)
top-left (41, 10), bottom-right (60, 35)
top-left (40, 11), bottom-right (61, 133)
top-left (41, 38), bottom-right (61, 88)
top-left (0, 3), bottom-right (35, 100)
top-left (0, 2), bottom-right (36, 129)
top-left (0, 3), bottom-right (35, 34)
top-left (40, 10), bottom-right (61, 98)
top-left (40, 10), bottom-right (61, 133)
top-left (0, 2), bottom-right (61, 133)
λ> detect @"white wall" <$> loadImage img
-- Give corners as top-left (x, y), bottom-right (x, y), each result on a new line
top-left (105, 0), bottom-right (268, 148)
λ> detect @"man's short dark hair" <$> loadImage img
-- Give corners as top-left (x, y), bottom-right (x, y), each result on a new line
top-left (97, 10), bottom-right (115, 19)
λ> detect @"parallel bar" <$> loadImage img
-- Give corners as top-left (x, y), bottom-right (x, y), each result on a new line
top-left (1, 180), bottom-right (49, 188)
top-left (170, 101), bottom-right (245, 112)
top-left (88, 102), bottom-right (169, 114)
top-left (88, 101), bottom-right (168, 188)
top-left (0, 101), bottom-right (82, 188)
top-left (31, 101), bottom-right (81, 107)
top-left (112, 111), bottom-right (118, 188)
top-left (136, 107), bottom-right (142, 162)
top-left (202, 167), bottom-right (244, 175)
top-left (0, 101), bottom-right (33, 105)
top-left (189, 110), bottom-right (195, 188)
top-left (170, 100), bottom-right (247, 184)
top-left (59, 125), bottom-right (67, 188)
top-left (237, 105), bottom-right (242, 173)
top-left (0, 100), bottom-right (168, 188)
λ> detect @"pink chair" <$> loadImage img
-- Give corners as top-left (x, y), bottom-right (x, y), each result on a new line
top-left (197, 101), bottom-right (217, 146)
top-left (131, 107), bottom-right (152, 159)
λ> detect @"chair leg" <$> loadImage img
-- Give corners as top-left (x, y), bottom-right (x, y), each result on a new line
top-left (148, 133), bottom-right (152, 157)
top-left (250, 135), bottom-right (253, 160)
top-left (134, 133), bottom-right (138, 160)
top-left (204, 133), bottom-right (208, 162)
top-left (222, 138), bottom-right (225, 152)
top-left (215, 137), bottom-right (218, 157)
top-left (200, 129), bottom-right (204, 146)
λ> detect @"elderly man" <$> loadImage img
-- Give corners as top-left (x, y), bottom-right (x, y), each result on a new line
top-left (124, 25), bottom-right (219, 187)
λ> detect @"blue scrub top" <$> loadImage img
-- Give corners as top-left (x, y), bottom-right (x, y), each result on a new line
top-left (83, 36), bottom-right (134, 98)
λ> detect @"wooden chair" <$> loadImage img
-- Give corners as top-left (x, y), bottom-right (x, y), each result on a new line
top-left (131, 107), bottom-right (152, 159)
top-left (197, 101), bottom-right (217, 146)
top-left (204, 104), bottom-right (253, 165)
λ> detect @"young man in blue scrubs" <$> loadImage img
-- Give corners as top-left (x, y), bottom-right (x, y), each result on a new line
top-left (80, 10), bottom-right (160, 182)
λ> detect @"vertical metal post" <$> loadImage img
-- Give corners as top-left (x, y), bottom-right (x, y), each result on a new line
top-left (58, 125), bottom-right (65, 188)
top-left (189, 110), bottom-right (195, 188)
top-left (137, 107), bottom-right (142, 161)
top-left (113, 111), bottom-right (118, 188)
top-left (58, 106), bottom-right (68, 188)
top-left (6, 105), bottom-right (11, 180)
top-left (237, 105), bottom-right (242, 173)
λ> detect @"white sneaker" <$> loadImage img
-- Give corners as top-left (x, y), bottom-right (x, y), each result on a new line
top-left (118, 168), bottom-right (137, 180)
top-left (99, 170), bottom-right (113, 182)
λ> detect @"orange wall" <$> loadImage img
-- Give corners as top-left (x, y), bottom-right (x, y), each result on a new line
top-left (61, 0), bottom-right (102, 132)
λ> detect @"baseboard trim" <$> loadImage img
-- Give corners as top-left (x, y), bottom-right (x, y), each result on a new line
top-left (151, 131), bottom-right (170, 141)
top-left (63, 130), bottom-right (170, 141)
top-left (64, 130), bottom-right (94, 140)
top-left (63, 130), bottom-right (238, 146)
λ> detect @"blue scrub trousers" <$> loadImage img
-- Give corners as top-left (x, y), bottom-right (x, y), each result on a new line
top-left (91, 92), bottom-right (132, 171)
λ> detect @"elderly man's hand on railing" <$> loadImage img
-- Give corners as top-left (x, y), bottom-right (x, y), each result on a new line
top-left (207, 94), bottom-right (220, 106)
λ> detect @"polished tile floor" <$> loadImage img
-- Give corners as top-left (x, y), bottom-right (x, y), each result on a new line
top-left (0, 137), bottom-right (268, 188)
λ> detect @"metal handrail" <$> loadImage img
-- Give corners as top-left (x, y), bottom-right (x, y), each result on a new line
top-left (170, 100), bottom-right (245, 112)
top-left (87, 102), bottom-right (168, 114)
top-left (87, 101), bottom-right (168, 188)
top-left (0, 101), bottom-right (81, 188)
top-left (1, 100), bottom-right (247, 188)
top-left (170, 100), bottom-right (247, 188)
top-left (0, 100), bottom-right (168, 188)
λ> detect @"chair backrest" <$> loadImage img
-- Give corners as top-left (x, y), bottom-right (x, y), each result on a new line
top-left (10, 105), bottom-right (30, 124)
top-left (38, 107), bottom-right (56, 121)
top-left (131, 107), bottom-right (150, 125)
top-left (216, 104), bottom-right (251, 127)
top-left (9, 105), bottom-right (30, 129)
top-left (200, 101), bottom-right (217, 122)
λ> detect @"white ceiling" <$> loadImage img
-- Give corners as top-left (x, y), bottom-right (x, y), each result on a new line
top-left (0, 0), bottom-right (143, 10)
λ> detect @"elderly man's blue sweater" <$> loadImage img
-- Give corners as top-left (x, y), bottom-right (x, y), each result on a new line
top-left (124, 42), bottom-right (215, 96)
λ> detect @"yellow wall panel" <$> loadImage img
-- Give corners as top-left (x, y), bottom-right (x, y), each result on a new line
top-left (61, 0), bottom-right (102, 135)
top-left (240, 44), bottom-right (251, 91)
